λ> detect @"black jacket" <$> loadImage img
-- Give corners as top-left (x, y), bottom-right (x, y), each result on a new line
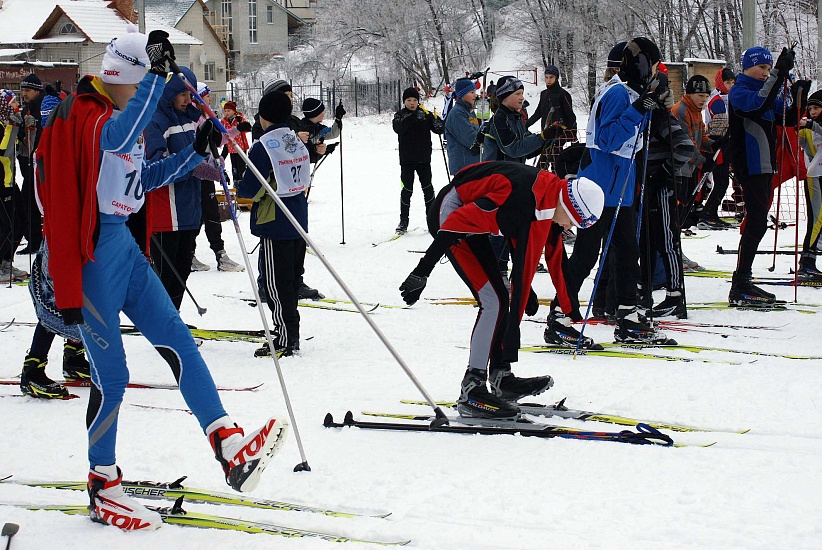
top-left (526, 84), bottom-right (576, 133)
top-left (392, 107), bottom-right (444, 164)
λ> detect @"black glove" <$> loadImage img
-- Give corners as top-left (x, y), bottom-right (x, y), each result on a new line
top-left (324, 142), bottom-right (338, 155)
top-left (61, 308), bottom-right (84, 326)
top-left (525, 289), bottom-right (539, 316)
top-left (647, 164), bottom-right (675, 191)
top-left (414, 109), bottom-right (426, 120)
top-left (469, 141), bottom-right (480, 155)
top-left (774, 47), bottom-right (795, 79)
top-left (194, 119), bottom-right (222, 156)
top-left (146, 30), bottom-right (175, 76)
top-left (540, 125), bottom-right (558, 141)
top-left (237, 121), bottom-right (253, 133)
top-left (711, 136), bottom-right (729, 152)
top-left (701, 157), bottom-right (717, 174)
top-left (632, 88), bottom-right (664, 114)
top-left (399, 273), bottom-right (427, 305)
top-left (335, 102), bottom-right (346, 119)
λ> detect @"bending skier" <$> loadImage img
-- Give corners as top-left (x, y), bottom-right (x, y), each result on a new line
top-left (399, 161), bottom-right (603, 419)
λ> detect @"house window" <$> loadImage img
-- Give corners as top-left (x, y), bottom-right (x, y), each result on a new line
top-left (221, 0), bottom-right (233, 34)
top-left (59, 23), bottom-right (78, 34)
top-left (266, 5), bottom-right (273, 23)
top-left (248, 0), bottom-right (257, 44)
top-left (204, 62), bottom-right (215, 81)
top-left (60, 58), bottom-right (76, 63)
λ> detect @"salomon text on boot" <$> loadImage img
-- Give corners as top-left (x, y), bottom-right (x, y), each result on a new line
top-left (207, 416), bottom-right (289, 492)
top-left (456, 369), bottom-right (520, 419)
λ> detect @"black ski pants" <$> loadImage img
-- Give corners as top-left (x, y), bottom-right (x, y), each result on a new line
top-left (16, 156), bottom-right (42, 250)
top-left (735, 173), bottom-right (772, 279)
top-left (0, 185), bottom-right (25, 261)
top-left (399, 162), bottom-right (435, 223)
top-left (194, 180), bottom-right (225, 258)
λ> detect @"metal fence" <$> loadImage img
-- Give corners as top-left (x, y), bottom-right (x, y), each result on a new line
top-left (210, 79), bottom-right (408, 118)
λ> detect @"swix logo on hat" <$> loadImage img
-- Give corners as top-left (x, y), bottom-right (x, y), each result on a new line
top-left (103, 70), bottom-right (121, 77)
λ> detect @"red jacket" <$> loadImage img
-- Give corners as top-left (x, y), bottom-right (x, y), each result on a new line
top-left (221, 113), bottom-right (249, 153)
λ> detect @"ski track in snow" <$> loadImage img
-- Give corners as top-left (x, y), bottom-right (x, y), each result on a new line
top-left (2, 102), bottom-right (822, 548)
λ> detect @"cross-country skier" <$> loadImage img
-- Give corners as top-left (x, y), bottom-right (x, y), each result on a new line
top-left (399, 161), bottom-right (604, 419)
top-left (238, 90), bottom-right (310, 358)
top-left (35, 27), bottom-right (288, 531)
top-left (798, 90), bottom-right (822, 280)
top-left (727, 45), bottom-right (809, 306)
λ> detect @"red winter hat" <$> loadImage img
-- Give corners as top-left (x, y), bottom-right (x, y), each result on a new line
top-left (223, 101), bottom-right (237, 111)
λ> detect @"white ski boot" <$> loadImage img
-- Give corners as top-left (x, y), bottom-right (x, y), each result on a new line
top-left (87, 465), bottom-right (162, 531)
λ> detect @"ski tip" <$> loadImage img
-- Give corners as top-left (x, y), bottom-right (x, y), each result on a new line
top-left (589, 343), bottom-right (605, 351)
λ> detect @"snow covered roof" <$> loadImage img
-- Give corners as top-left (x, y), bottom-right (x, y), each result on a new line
top-left (0, 0), bottom-right (200, 45)
top-left (0, 49), bottom-right (35, 58)
top-left (143, 0), bottom-right (199, 29)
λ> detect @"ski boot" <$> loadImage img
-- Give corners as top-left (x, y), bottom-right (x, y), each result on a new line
top-left (797, 263), bottom-right (822, 282)
top-left (63, 341), bottom-right (91, 381)
top-left (207, 416), bottom-right (289, 492)
top-left (681, 253), bottom-right (704, 272)
top-left (0, 260), bottom-right (28, 282)
top-left (614, 307), bottom-right (675, 344)
top-left (651, 291), bottom-right (685, 318)
top-left (254, 341), bottom-right (294, 358)
top-left (88, 465), bottom-right (162, 531)
top-left (488, 364), bottom-right (554, 402)
top-left (297, 281), bottom-right (324, 300)
top-left (217, 250), bottom-right (245, 272)
top-left (543, 309), bottom-right (601, 349)
top-left (20, 355), bottom-right (70, 399)
top-left (729, 273), bottom-right (776, 308)
top-left (395, 219), bottom-right (409, 235)
top-left (456, 369), bottom-right (521, 419)
top-left (190, 255), bottom-right (211, 272)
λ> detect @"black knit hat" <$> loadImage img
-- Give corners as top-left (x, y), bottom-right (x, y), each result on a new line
top-left (808, 90), bottom-right (822, 109)
top-left (402, 87), bottom-right (420, 101)
top-left (258, 91), bottom-right (292, 124)
top-left (720, 68), bottom-right (736, 82)
top-left (263, 79), bottom-right (291, 96)
top-left (607, 41), bottom-right (627, 68)
top-left (20, 73), bottom-right (43, 91)
top-left (302, 97), bottom-right (324, 118)
top-left (686, 75), bottom-right (711, 94)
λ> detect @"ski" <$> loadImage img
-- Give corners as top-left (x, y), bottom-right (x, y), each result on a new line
top-left (580, 342), bottom-right (819, 360)
top-left (0, 320), bottom-right (268, 343)
top-left (4, 476), bottom-right (389, 519)
top-left (2, 498), bottom-right (408, 545)
top-left (0, 379), bottom-right (262, 392)
top-left (517, 345), bottom-right (750, 364)
top-left (565, 317), bottom-right (786, 331)
top-left (751, 278), bottom-right (822, 288)
top-left (372, 227), bottom-right (422, 247)
top-left (325, 411), bottom-right (714, 447)
top-left (398, 399), bottom-right (749, 434)
top-left (716, 245), bottom-right (797, 256)
top-left (216, 294), bottom-right (380, 313)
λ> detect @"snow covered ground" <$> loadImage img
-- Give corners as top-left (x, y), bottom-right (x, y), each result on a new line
top-left (2, 109), bottom-right (822, 549)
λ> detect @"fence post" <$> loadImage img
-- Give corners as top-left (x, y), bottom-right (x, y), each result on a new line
top-left (354, 77), bottom-right (358, 117)
top-left (377, 76), bottom-right (381, 114)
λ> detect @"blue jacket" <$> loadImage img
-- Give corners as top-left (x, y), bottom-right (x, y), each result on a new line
top-left (728, 71), bottom-right (790, 176)
top-left (145, 67), bottom-right (203, 231)
top-left (237, 124), bottom-right (308, 241)
top-left (444, 99), bottom-right (481, 174)
top-left (578, 78), bottom-right (647, 207)
top-left (481, 104), bottom-right (544, 163)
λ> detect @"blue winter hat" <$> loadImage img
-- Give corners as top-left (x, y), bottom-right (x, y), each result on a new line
top-left (741, 46), bottom-right (773, 70)
top-left (544, 65), bottom-right (560, 78)
top-left (454, 78), bottom-right (476, 98)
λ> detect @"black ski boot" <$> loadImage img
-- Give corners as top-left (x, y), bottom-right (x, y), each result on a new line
top-left (797, 262), bottom-right (822, 282)
top-left (543, 310), bottom-right (601, 349)
top-left (729, 273), bottom-right (776, 308)
top-left (254, 342), bottom-right (294, 358)
top-left (456, 369), bottom-right (521, 419)
top-left (297, 282), bottom-right (325, 300)
top-left (614, 307), bottom-right (675, 345)
top-left (20, 355), bottom-right (70, 399)
top-left (63, 341), bottom-right (91, 381)
top-left (651, 291), bottom-right (685, 318)
top-left (395, 219), bottom-right (409, 235)
top-left (488, 364), bottom-right (554, 402)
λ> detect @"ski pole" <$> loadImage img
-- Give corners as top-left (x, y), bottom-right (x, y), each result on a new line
top-left (2, 522), bottom-right (19, 550)
top-left (148, 234), bottom-right (207, 315)
top-left (770, 78), bottom-right (791, 272)
top-left (305, 153), bottom-right (328, 199)
top-left (167, 59), bottom-right (448, 428)
top-left (338, 102), bottom-right (346, 245)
